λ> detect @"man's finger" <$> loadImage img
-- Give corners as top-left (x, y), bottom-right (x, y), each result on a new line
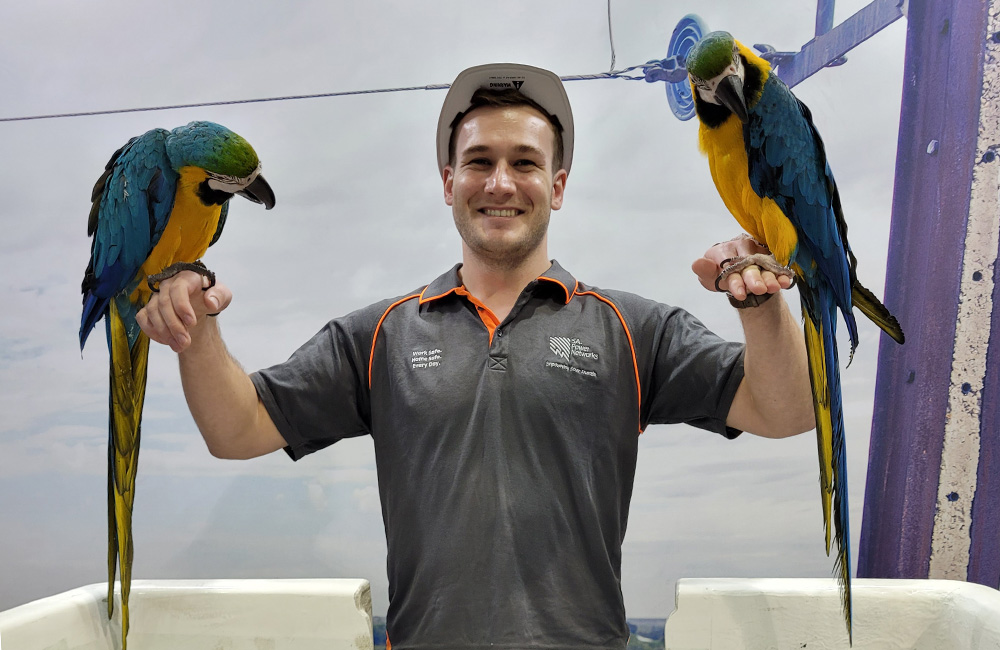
top-left (203, 285), bottom-right (231, 314)
top-left (140, 300), bottom-right (170, 346)
top-left (157, 284), bottom-right (191, 349)
top-left (741, 266), bottom-right (768, 296)
top-left (759, 270), bottom-right (785, 294)
top-left (727, 272), bottom-right (748, 300)
top-left (135, 306), bottom-right (152, 339)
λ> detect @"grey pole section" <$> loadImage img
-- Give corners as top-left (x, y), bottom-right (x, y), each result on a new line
top-left (859, 0), bottom-right (1000, 588)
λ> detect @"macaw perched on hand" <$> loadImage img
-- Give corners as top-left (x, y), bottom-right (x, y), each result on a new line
top-left (685, 32), bottom-right (904, 643)
top-left (79, 121), bottom-right (275, 649)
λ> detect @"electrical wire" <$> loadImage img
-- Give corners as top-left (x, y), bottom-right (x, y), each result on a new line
top-left (0, 68), bottom-right (649, 123)
top-left (607, 0), bottom-right (617, 72)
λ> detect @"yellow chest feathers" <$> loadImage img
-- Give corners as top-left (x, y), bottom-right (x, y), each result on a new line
top-left (134, 166), bottom-right (224, 300)
top-left (698, 119), bottom-right (798, 266)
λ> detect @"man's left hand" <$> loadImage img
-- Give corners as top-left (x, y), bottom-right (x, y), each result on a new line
top-left (691, 235), bottom-right (794, 302)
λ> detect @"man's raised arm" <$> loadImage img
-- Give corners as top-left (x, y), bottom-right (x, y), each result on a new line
top-left (692, 236), bottom-right (815, 438)
top-left (136, 270), bottom-right (287, 459)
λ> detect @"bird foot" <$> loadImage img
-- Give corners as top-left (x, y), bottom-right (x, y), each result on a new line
top-left (147, 261), bottom-right (216, 293)
top-left (714, 253), bottom-right (796, 293)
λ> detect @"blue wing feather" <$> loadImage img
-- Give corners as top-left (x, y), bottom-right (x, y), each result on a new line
top-left (744, 75), bottom-right (860, 348)
top-left (80, 129), bottom-right (178, 349)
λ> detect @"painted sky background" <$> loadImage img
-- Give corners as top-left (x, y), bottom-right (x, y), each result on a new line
top-left (0, 0), bottom-right (907, 619)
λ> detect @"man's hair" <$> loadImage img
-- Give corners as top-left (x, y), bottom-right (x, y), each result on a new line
top-left (447, 88), bottom-right (566, 171)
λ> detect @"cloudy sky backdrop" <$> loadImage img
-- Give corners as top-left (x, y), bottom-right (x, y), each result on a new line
top-left (0, 0), bottom-right (906, 619)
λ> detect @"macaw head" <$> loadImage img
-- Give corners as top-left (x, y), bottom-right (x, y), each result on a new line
top-left (166, 121), bottom-right (276, 209)
top-left (685, 31), bottom-right (749, 124)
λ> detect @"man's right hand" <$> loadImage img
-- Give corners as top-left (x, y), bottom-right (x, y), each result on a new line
top-left (137, 270), bottom-right (233, 353)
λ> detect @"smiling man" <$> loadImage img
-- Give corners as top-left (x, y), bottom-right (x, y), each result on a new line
top-left (137, 63), bottom-right (814, 650)
top-left (442, 89), bottom-right (569, 335)
top-left (444, 86), bottom-right (566, 281)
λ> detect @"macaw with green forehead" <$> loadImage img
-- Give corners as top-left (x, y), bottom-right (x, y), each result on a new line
top-left (685, 31), bottom-right (904, 642)
top-left (79, 120), bottom-right (275, 649)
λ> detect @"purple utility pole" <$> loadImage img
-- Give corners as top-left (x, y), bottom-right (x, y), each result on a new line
top-left (858, 0), bottom-right (1000, 588)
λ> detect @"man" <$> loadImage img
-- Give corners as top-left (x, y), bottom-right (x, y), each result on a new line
top-left (138, 63), bottom-right (813, 649)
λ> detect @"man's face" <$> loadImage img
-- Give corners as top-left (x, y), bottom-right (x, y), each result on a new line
top-left (443, 105), bottom-right (567, 269)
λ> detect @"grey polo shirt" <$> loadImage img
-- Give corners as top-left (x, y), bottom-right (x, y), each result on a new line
top-left (251, 261), bottom-right (744, 650)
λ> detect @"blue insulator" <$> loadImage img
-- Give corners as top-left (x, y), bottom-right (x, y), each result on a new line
top-left (663, 14), bottom-right (708, 121)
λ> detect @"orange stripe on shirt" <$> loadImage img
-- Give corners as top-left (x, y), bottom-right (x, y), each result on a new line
top-left (574, 290), bottom-right (643, 434)
top-left (417, 284), bottom-right (500, 343)
top-left (453, 286), bottom-right (500, 344)
top-left (537, 276), bottom-right (578, 304)
top-left (369, 294), bottom-right (422, 388)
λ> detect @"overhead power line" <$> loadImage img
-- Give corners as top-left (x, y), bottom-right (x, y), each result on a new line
top-left (0, 67), bottom-right (649, 123)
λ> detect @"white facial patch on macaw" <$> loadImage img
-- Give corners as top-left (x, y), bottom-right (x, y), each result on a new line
top-left (206, 164), bottom-right (262, 193)
top-left (691, 46), bottom-right (745, 105)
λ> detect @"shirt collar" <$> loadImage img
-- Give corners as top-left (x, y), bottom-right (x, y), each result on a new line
top-left (419, 260), bottom-right (578, 305)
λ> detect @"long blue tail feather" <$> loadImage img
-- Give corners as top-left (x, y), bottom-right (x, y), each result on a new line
top-left (800, 279), bottom-right (853, 644)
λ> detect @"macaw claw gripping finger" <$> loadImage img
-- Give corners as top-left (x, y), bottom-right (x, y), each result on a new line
top-left (714, 253), bottom-right (795, 294)
top-left (147, 260), bottom-right (216, 293)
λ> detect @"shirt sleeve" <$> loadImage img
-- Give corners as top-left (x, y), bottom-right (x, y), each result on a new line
top-left (250, 306), bottom-right (380, 461)
top-left (618, 292), bottom-right (745, 438)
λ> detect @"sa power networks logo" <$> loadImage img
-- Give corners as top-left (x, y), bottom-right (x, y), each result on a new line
top-left (546, 336), bottom-right (599, 378)
top-left (548, 336), bottom-right (599, 361)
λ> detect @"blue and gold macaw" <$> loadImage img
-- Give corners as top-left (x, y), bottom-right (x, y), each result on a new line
top-left (79, 121), bottom-right (275, 649)
top-left (685, 32), bottom-right (904, 642)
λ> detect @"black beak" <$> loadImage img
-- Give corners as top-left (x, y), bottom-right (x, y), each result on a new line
top-left (238, 173), bottom-right (276, 210)
top-left (715, 74), bottom-right (749, 124)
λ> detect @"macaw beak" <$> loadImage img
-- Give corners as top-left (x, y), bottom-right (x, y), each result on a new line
top-left (716, 74), bottom-right (749, 124)
top-left (237, 173), bottom-right (276, 210)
